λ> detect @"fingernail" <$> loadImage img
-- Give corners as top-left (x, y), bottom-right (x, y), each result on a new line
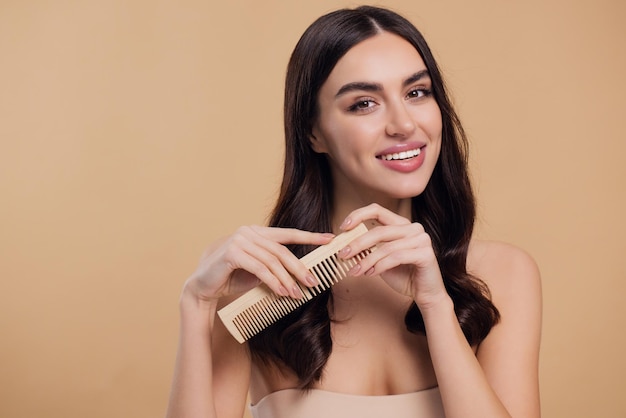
top-left (292, 285), bottom-right (304, 299)
top-left (278, 286), bottom-right (289, 297)
top-left (348, 264), bottom-right (361, 276)
top-left (365, 267), bottom-right (375, 276)
top-left (339, 246), bottom-right (351, 258)
top-left (305, 274), bottom-right (318, 286)
top-left (339, 218), bottom-right (352, 230)
top-left (322, 233), bottom-right (335, 239)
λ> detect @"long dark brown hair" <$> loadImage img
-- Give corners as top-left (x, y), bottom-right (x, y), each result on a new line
top-left (248, 5), bottom-right (500, 389)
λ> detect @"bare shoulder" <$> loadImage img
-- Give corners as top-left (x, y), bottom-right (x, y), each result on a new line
top-left (467, 239), bottom-right (541, 301)
top-left (467, 240), bottom-right (542, 416)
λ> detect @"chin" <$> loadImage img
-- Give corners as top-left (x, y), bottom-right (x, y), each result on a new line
top-left (388, 182), bottom-right (430, 199)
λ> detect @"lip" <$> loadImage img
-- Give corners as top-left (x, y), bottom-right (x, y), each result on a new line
top-left (375, 141), bottom-right (426, 158)
top-left (376, 142), bottom-right (427, 173)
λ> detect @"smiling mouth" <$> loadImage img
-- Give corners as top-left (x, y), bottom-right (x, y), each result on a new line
top-left (377, 148), bottom-right (421, 161)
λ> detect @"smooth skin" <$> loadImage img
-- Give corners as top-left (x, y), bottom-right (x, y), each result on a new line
top-left (166, 32), bottom-right (542, 418)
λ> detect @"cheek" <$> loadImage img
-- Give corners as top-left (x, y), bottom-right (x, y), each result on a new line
top-left (319, 117), bottom-right (373, 155)
top-left (417, 105), bottom-right (443, 138)
top-left (418, 108), bottom-right (443, 160)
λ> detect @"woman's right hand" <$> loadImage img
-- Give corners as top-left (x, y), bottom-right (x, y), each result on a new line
top-left (182, 226), bottom-right (334, 304)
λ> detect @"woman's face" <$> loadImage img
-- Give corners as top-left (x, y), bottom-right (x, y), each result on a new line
top-left (311, 31), bottom-right (442, 205)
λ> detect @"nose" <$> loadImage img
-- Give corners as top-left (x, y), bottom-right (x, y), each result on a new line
top-left (385, 102), bottom-right (416, 138)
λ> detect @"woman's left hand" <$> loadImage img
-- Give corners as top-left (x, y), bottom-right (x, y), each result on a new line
top-left (338, 203), bottom-right (449, 309)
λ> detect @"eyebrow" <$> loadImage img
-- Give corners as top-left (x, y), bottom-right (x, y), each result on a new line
top-left (335, 69), bottom-right (430, 98)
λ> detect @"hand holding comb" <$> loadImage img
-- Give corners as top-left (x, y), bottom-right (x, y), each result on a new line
top-left (217, 223), bottom-right (373, 343)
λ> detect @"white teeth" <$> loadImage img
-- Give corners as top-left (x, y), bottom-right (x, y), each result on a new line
top-left (380, 148), bottom-right (421, 161)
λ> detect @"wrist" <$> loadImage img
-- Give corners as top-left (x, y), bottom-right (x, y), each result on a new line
top-left (416, 293), bottom-right (454, 321)
top-left (180, 283), bottom-right (219, 317)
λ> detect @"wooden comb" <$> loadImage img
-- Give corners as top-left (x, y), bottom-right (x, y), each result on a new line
top-left (217, 223), bottom-right (372, 343)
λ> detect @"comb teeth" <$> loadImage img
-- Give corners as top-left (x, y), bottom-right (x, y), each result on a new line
top-left (217, 223), bottom-right (371, 343)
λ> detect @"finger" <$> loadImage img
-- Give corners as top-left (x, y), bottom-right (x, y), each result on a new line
top-left (352, 232), bottom-right (436, 277)
top-left (346, 237), bottom-right (415, 276)
top-left (259, 226), bottom-right (335, 246)
top-left (236, 228), bottom-right (321, 297)
top-left (360, 242), bottom-right (432, 276)
top-left (250, 228), bottom-right (325, 288)
top-left (235, 240), bottom-right (304, 298)
top-left (339, 223), bottom-right (424, 260)
top-left (365, 248), bottom-right (418, 275)
top-left (233, 250), bottom-right (292, 297)
top-left (339, 203), bottom-right (411, 231)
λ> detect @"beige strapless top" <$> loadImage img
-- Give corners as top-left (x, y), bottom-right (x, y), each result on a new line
top-left (249, 386), bottom-right (444, 418)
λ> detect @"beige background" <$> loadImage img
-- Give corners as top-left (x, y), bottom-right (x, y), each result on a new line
top-left (1, 0), bottom-right (624, 417)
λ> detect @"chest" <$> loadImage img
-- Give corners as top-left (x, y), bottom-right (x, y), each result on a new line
top-left (317, 277), bottom-right (436, 394)
top-left (250, 277), bottom-right (437, 401)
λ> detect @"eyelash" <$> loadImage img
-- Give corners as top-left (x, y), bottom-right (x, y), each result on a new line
top-left (407, 87), bottom-right (432, 100)
top-left (347, 98), bottom-right (377, 112)
top-left (346, 87), bottom-right (433, 113)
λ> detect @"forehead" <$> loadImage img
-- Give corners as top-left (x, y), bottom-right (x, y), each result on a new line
top-left (324, 32), bottom-right (427, 90)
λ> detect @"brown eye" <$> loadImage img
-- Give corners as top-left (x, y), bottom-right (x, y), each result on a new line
top-left (407, 88), bottom-right (432, 100)
top-left (348, 99), bottom-right (376, 112)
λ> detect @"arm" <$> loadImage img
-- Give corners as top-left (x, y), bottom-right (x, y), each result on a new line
top-left (474, 243), bottom-right (542, 416)
top-left (339, 204), bottom-right (542, 418)
top-left (166, 293), bottom-right (250, 418)
top-left (165, 227), bottom-right (333, 418)
top-left (422, 243), bottom-right (541, 417)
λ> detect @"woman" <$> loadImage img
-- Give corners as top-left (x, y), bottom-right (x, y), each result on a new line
top-left (166, 6), bottom-right (542, 418)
